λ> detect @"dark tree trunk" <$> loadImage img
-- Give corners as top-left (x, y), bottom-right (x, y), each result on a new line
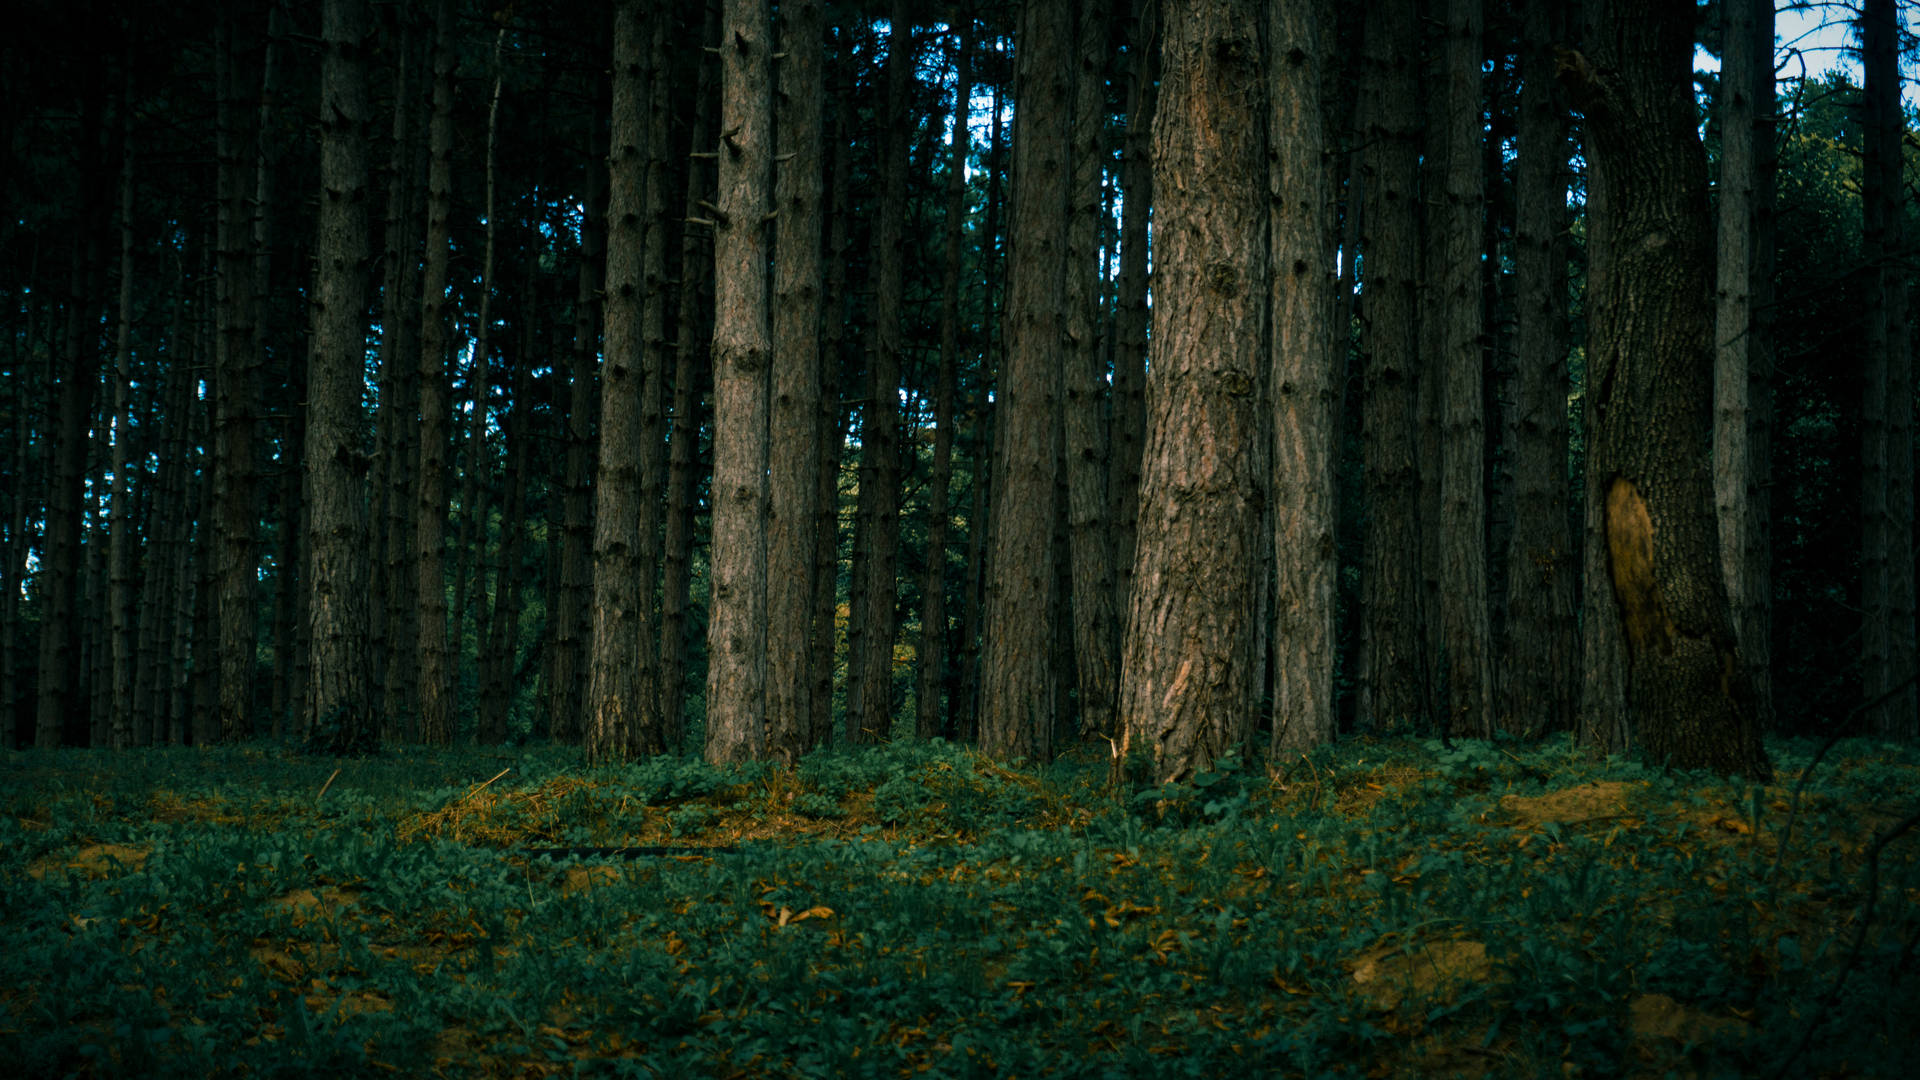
top-left (1501, 0), bottom-right (1576, 737)
top-left (1268, 0), bottom-right (1339, 753)
top-left (414, 0), bottom-right (456, 746)
top-left (769, 0), bottom-right (826, 760)
top-left (980, 0), bottom-right (1070, 762)
top-left (304, 0), bottom-right (376, 752)
top-left (1562, 0), bottom-right (1769, 779)
top-left (1107, 0), bottom-right (1155, 617)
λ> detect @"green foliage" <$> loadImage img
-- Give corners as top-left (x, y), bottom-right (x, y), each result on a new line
top-left (1, 737), bottom-right (1915, 1077)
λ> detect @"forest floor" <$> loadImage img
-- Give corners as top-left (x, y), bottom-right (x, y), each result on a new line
top-left (1, 733), bottom-right (1916, 1078)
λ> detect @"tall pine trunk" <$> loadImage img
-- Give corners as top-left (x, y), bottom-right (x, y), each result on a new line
top-left (1117, 0), bottom-right (1266, 783)
top-left (769, 0), bottom-right (826, 759)
top-left (413, 0), bottom-right (457, 746)
top-left (304, 0), bottom-right (375, 752)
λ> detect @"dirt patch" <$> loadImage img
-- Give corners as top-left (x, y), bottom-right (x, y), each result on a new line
top-left (1624, 993), bottom-right (1748, 1077)
top-left (27, 842), bottom-right (151, 880)
top-left (267, 886), bottom-right (361, 926)
top-left (559, 865), bottom-right (620, 896)
top-left (1501, 781), bottom-right (1646, 827)
top-left (1347, 937), bottom-right (1495, 1012)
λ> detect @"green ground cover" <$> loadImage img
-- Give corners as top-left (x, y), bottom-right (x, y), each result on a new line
top-left (1, 736), bottom-right (1915, 1078)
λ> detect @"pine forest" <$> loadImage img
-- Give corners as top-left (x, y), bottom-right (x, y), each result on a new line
top-left (2, 0), bottom-right (1918, 1075)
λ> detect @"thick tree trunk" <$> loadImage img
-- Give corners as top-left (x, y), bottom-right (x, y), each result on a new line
top-left (1434, 0), bottom-right (1491, 739)
top-left (980, 0), bottom-right (1070, 762)
top-left (414, 0), bottom-right (456, 747)
top-left (1268, 0), bottom-right (1339, 753)
top-left (1062, 0), bottom-right (1118, 743)
top-left (215, 7), bottom-right (260, 744)
top-left (1859, 0), bottom-right (1915, 739)
top-left (1563, 0), bottom-right (1769, 779)
top-left (769, 0), bottom-right (826, 760)
top-left (586, 0), bottom-right (666, 763)
top-left (1117, 0), bottom-right (1266, 783)
top-left (705, 0), bottom-right (775, 763)
top-left (1502, 0), bottom-right (1576, 737)
top-left (1356, 0), bottom-right (1425, 733)
top-left (304, 0), bottom-right (375, 752)
top-left (848, 7), bottom-right (913, 746)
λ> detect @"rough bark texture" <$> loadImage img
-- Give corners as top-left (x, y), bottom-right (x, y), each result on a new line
top-left (849, 7), bottom-right (913, 745)
top-left (1563, 0), bottom-right (1769, 780)
top-left (215, 8), bottom-right (260, 744)
top-left (1356, 0), bottom-right (1425, 732)
top-left (1268, 0), bottom-right (1338, 753)
top-left (108, 100), bottom-right (138, 750)
top-left (1117, 0), bottom-right (1266, 783)
top-left (1502, 0), bottom-right (1576, 737)
top-left (769, 0), bottom-right (825, 761)
top-left (304, 0), bottom-right (375, 752)
top-left (706, 0), bottom-right (775, 763)
top-left (413, 0), bottom-right (456, 747)
top-left (1715, 0), bottom-right (1774, 733)
top-left (1860, 0), bottom-right (1915, 739)
top-left (1434, 0), bottom-right (1491, 739)
top-left (586, 0), bottom-right (665, 764)
top-left (1062, 0), bottom-right (1119, 743)
top-left (980, 0), bottom-right (1070, 763)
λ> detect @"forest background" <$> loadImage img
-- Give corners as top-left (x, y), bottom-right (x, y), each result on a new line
top-left (0, 0), bottom-right (1915, 781)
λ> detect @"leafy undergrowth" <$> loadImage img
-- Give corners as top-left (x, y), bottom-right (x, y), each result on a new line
top-left (2, 736), bottom-right (1916, 1078)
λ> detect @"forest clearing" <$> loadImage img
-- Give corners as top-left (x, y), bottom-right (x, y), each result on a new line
top-left (4, 736), bottom-right (1916, 1077)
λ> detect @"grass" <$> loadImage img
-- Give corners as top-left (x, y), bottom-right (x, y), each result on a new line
top-left (1, 734), bottom-right (1916, 1078)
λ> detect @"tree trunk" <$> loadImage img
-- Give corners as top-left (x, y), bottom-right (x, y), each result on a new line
top-left (705, 0), bottom-right (775, 763)
top-left (980, 0), bottom-right (1070, 762)
top-left (479, 351), bottom-right (530, 745)
top-left (1859, 0), bottom-right (1915, 739)
top-left (1502, 0), bottom-right (1576, 738)
top-left (37, 234), bottom-right (101, 748)
top-left (916, 15), bottom-right (970, 743)
top-left (1432, 0), bottom-right (1491, 739)
top-left (848, 7), bottom-right (914, 746)
top-left (1356, 0), bottom-right (1425, 733)
top-left (1062, 0), bottom-right (1119, 744)
top-left (414, 0), bottom-right (456, 747)
top-left (108, 90), bottom-right (139, 750)
top-left (587, 0), bottom-right (667, 763)
top-left (1268, 0), bottom-right (1339, 753)
top-left (215, 5), bottom-right (261, 744)
top-left (769, 0), bottom-right (826, 760)
top-left (1117, 0), bottom-right (1266, 783)
top-left (1714, 0), bottom-right (1774, 734)
top-left (1562, 0), bottom-right (1769, 779)
top-left (549, 95), bottom-right (607, 745)
top-left (304, 0), bottom-right (375, 753)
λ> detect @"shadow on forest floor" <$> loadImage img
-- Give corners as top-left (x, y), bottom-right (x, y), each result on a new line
top-left (1, 734), bottom-right (1916, 1078)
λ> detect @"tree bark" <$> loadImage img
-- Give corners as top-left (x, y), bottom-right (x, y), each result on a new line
top-left (848, 6), bottom-right (914, 745)
top-left (1062, 0), bottom-right (1119, 744)
top-left (414, 0), bottom-right (456, 746)
top-left (1268, 0), bottom-right (1339, 753)
top-left (1562, 0), bottom-right (1769, 779)
top-left (770, 0), bottom-right (826, 760)
top-left (706, 0), bottom-right (775, 763)
top-left (1356, 0), bottom-right (1426, 733)
top-left (1502, 0), bottom-right (1576, 737)
top-left (586, 0), bottom-right (667, 763)
top-left (304, 0), bottom-right (375, 753)
top-left (1859, 0), bottom-right (1915, 739)
top-left (1117, 0), bottom-right (1266, 783)
top-left (108, 86), bottom-right (139, 750)
top-left (1433, 0), bottom-right (1491, 739)
top-left (980, 0), bottom-right (1071, 762)
top-left (1108, 0), bottom-right (1156, 620)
